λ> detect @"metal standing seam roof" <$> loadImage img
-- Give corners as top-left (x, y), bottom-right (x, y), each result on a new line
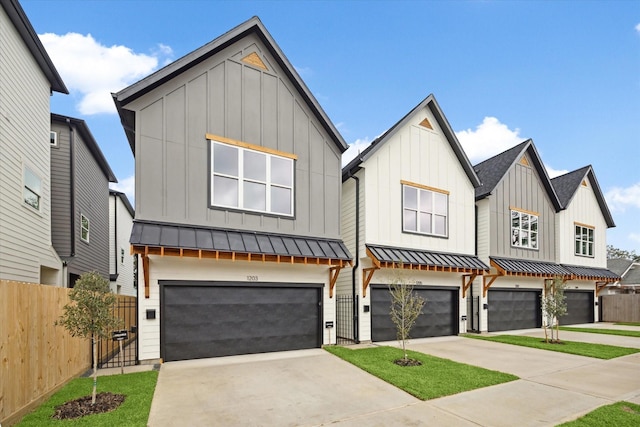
top-left (491, 257), bottom-right (571, 276)
top-left (366, 244), bottom-right (489, 271)
top-left (130, 221), bottom-right (352, 261)
top-left (561, 264), bottom-right (621, 281)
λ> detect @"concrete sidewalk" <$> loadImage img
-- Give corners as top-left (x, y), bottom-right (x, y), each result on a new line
top-left (147, 328), bottom-right (640, 426)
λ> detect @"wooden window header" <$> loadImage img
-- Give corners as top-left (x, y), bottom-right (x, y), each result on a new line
top-left (206, 134), bottom-right (298, 160)
top-left (509, 206), bottom-right (539, 217)
top-left (574, 222), bottom-right (594, 229)
top-left (401, 180), bottom-right (450, 195)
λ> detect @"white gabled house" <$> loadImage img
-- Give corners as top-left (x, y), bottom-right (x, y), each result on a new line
top-left (0, 0), bottom-right (68, 285)
top-left (109, 189), bottom-right (137, 296)
top-left (338, 94), bottom-right (488, 343)
top-left (113, 17), bottom-right (351, 363)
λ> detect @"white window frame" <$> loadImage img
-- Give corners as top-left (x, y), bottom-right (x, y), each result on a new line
top-left (401, 181), bottom-right (449, 237)
top-left (575, 224), bottom-right (594, 257)
top-left (510, 208), bottom-right (539, 250)
top-left (81, 214), bottom-right (90, 243)
top-left (209, 138), bottom-right (295, 217)
top-left (50, 131), bottom-right (58, 147)
top-left (23, 165), bottom-right (42, 211)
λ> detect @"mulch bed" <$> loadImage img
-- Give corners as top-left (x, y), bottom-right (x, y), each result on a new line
top-left (394, 358), bottom-right (422, 367)
top-left (52, 392), bottom-right (125, 420)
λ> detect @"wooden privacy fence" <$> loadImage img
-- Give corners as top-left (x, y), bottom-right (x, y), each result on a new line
top-left (600, 294), bottom-right (640, 323)
top-left (0, 280), bottom-right (91, 426)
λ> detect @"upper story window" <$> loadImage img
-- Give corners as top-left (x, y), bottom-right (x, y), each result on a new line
top-left (402, 181), bottom-right (448, 237)
top-left (575, 223), bottom-right (594, 257)
top-left (209, 136), bottom-right (295, 216)
top-left (81, 214), bottom-right (90, 242)
top-left (510, 208), bottom-right (538, 250)
top-left (50, 131), bottom-right (58, 146)
top-left (23, 165), bottom-right (42, 211)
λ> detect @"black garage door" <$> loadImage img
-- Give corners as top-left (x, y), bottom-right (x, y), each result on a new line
top-left (562, 290), bottom-right (594, 325)
top-left (371, 285), bottom-right (459, 342)
top-left (160, 282), bottom-right (322, 362)
top-left (488, 289), bottom-right (541, 332)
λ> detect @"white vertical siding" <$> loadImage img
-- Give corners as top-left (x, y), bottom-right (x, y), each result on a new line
top-left (362, 107), bottom-right (477, 255)
top-left (476, 198), bottom-right (490, 264)
top-left (556, 178), bottom-right (608, 267)
top-left (0, 6), bottom-right (61, 284)
top-left (109, 195), bottom-right (136, 296)
top-left (138, 257), bottom-right (336, 362)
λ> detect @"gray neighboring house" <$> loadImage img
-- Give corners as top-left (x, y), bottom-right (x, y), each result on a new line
top-left (50, 113), bottom-right (117, 287)
top-left (109, 189), bottom-right (137, 296)
top-left (607, 258), bottom-right (640, 294)
top-left (0, 0), bottom-right (68, 285)
top-left (113, 17), bottom-right (352, 363)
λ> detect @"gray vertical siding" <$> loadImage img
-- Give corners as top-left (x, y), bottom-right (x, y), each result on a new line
top-left (132, 33), bottom-right (342, 239)
top-left (490, 158), bottom-right (556, 261)
top-left (50, 121), bottom-right (72, 256)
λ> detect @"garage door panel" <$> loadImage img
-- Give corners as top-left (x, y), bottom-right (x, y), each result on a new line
top-left (161, 283), bottom-right (321, 361)
top-left (488, 290), bottom-right (541, 332)
top-left (371, 286), bottom-right (458, 342)
top-left (562, 291), bottom-right (593, 325)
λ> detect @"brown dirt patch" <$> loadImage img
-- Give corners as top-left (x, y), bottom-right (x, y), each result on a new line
top-left (394, 358), bottom-right (422, 367)
top-left (52, 392), bottom-right (125, 420)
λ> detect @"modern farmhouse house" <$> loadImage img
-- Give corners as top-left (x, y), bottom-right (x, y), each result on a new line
top-left (113, 17), bottom-right (352, 362)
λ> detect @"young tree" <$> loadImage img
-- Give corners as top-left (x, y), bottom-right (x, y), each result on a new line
top-left (57, 272), bottom-right (122, 404)
top-left (541, 276), bottom-right (568, 343)
top-left (389, 270), bottom-right (425, 363)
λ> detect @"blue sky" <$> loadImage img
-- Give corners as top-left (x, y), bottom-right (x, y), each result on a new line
top-left (23, 0), bottom-right (640, 253)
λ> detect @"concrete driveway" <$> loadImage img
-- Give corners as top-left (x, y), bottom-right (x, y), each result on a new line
top-left (148, 324), bottom-right (640, 426)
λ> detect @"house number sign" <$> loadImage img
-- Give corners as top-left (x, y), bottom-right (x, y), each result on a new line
top-left (247, 275), bottom-right (259, 281)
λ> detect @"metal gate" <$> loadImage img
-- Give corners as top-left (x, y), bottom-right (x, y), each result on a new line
top-left (336, 294), bottom-right (357, 344)
top-left (97, 296), bottom-right (137, 368)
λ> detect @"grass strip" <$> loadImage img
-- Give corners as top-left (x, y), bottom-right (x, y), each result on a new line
top-left (463, 334), bottom-right (639, 359)
top-left (17, 370), bottom-right (158, 427)
top-left (559, 326), bottom-right (640, 338)
top-left (615, 322), bottom-right (640, 327)
top-left (325, 345), bottom-right (517, 400)
top-left (557, 401), bottom-right (640, 426)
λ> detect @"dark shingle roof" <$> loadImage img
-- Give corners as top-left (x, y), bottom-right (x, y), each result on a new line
top-left (608, 259), bottom-right (640, 285)
top-left (342, 94), bottom-right (480, 188)
top-left (491, 257), bottom-right (570, 276)
top-left (473, 140), bottom-right (562, 211)
top-left (367, 244), bottom-right (488, 272)
top-left (114, 16), bottom-right (347, 156)
top-left (620, 264), bottom-right (640, 285)
top-left (130, 220), bottom-right (352, 261)
top-left (607, 258), bottom-right (633, 276)
top-left (551, 166), bottom-right (615, 228)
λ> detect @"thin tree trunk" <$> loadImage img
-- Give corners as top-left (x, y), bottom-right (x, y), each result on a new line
top-left (92, 336), bottom-right (97, 405)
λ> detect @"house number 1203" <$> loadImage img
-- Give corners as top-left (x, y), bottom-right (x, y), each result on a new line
top-left (247, 275), bottom-right (259, 281)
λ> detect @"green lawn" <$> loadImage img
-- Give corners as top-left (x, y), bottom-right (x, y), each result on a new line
top-left (559, 326), bottom-right (640, 338)
top-left (325, 346), bottom-right (517, 400)
top-left (615, 322), bottom-right (640, 327)
top-left (557, 401), bottom-right (640, 426)
top-left (17, 370), bottom-right (158, 427)
top-left (463, 334), bottom-right (640, 359)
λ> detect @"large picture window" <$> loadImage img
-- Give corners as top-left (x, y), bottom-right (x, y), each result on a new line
top-left (402, 182), bottom-right (448, 237)
top-left (575, 224), bottom-right (594, 257)
top-left (511, 209), bottom-right (538, 249)
top-left (210, 139), bottom-right (294, 216)
top-left (23, 166), bottom-right (42, 210)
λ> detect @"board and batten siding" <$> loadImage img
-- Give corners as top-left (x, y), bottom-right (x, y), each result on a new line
top-left (556, 177), bottom-right (608, 267)
top-left (362, 108), bottom-right (477, 255)
top-left (489, 156), bottom-right (556, 262)
top-left (137, 257), bottom-right (336, 361)
top-left (126, 33), bottom-right (342, 239)
top-left (0, 6), bottom-right (61, 284)
top-left (50, 120), bottom-right (72, 257)
top-left (109, 194), bottom-right (136, 296)
top-left (68, 133), bottom-right (110, 279)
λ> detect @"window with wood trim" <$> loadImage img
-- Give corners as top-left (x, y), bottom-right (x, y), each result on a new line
top-left (81, 214), bottom-right (90, 242)
top-left (575, 224), bottom-right (594, 257)
top-left (210, 139), bottom-right (294, 216)
top-left (511, 209), bottom-right (538, 249)
top-left (402, 183), bottom-right (448, 237)
top-left (23, 165), bottom-right (42, 210)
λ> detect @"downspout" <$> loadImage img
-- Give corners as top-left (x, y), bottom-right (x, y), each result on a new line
top-left (67, 119), bottom-right (76, 259)
top-left (113, 193), bottom-right (118, 278)
top-left (349, 174), bottom-right (360, 343)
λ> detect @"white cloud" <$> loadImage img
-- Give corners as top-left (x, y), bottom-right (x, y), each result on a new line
top-left (605, 182), bottom-right (640, 212)
top-left (110, 175), bottom-right (135, 204)
top-left (630, 233), bottom-right (640, 244)
top-left (39, 33), bottom-right (173, 114)
top-left (342, 138), bottom-right (373, 166)
top-left (545, 165), bottom-right (569, 179)
top-left (635, 23), bottom-right (640, 33)
top-left (455, 117), bottom-right (525, 164)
